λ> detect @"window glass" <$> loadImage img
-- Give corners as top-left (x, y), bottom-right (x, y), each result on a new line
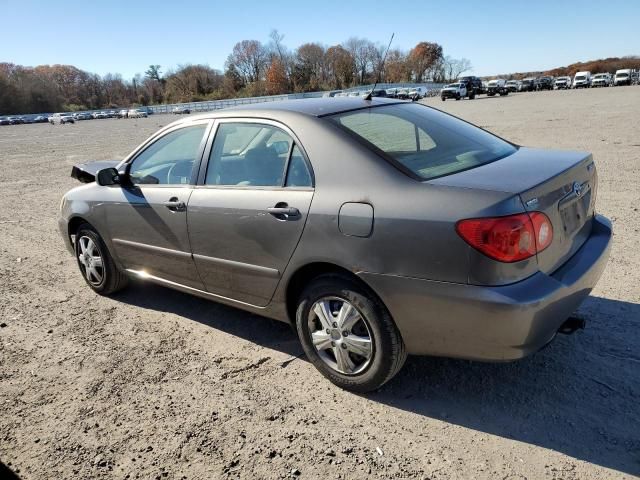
top-left (285, 145), bottom-right (312, 187)
top-left (328, 103), bottom-right (516, 180)
top-left (206, 123), bottom-right (293, 187)
top-left (129, 125), bottom-right (207, 185)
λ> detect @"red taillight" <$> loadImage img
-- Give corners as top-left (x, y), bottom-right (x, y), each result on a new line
top-left (456, 212), bottom-right (553, 263)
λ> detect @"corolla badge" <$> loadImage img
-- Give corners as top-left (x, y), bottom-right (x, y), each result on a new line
top-left (573, 181), bottom-right (584, 197)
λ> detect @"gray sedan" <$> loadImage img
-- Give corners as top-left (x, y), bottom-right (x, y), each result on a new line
top-left (59, 98), bottom-right (611, 392)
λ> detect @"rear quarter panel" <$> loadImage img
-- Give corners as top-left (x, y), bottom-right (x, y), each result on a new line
top-left (272, 118), bottom-right (524, 300)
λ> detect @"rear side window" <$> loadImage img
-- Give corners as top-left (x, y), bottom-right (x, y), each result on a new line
top-left (206, 123), bottom-right (312, 188)
top-left (328, 103), bottom-right (516, 180)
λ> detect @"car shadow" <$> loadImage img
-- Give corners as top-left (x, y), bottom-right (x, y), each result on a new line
top-left (114, 282), bottom-right (303, 358)
top-left (115, 284), bottom-right (639, 476)
top-left (0, 461), bottom-right (21, 479)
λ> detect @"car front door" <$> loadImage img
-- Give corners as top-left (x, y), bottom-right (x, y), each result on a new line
top-left (103, 120), bottom-right (211, 289)
top-left (187, 119), bottom-right (315, 306)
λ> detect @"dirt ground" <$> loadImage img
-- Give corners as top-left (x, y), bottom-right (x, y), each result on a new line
top-left (1, 87), bottom-right (639, 480)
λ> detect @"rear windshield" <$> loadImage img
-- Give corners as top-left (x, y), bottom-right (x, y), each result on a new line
top-left (327, 103), bottom-right (517, 181)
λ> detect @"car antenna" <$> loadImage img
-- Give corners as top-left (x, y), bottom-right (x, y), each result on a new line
top-left (364, 33), bottom-right (394, 101)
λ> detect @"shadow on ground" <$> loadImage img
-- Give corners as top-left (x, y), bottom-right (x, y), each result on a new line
top-left (0, 461), bottom-right (21, 479)
top-left (117, 284), bottom-right (640, 476)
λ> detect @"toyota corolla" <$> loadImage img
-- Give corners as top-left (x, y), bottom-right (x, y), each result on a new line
top-left (59, 98), bottom-right (612, 392)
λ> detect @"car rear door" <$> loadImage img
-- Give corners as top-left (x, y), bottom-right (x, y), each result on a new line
top-left (187, 119), bottom-right (315, 306)
top-left (103, 120), bottom-right (212, 289)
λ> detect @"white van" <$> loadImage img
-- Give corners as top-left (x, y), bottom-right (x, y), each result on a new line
top-left (573, 71), bottom-right (591, 88)
top-left (614, 69), bottom-right (632, 86)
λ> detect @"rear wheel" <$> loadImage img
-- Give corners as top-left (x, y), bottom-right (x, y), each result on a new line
top-left (295, 275), bottom-right (406, 392)
top-left (74, 224), bottom-right (128, 295)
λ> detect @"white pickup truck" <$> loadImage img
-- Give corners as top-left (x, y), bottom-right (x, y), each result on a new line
top-left (48, 113), bottom-right (75, 125)
top-left (486, 79), bottom-right (509, 96)
top-left (554, 76), bottom-right (572, 89)
top-left (440, 83), bottom-right (467, 101)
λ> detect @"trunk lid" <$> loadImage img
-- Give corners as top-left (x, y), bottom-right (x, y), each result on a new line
top-left (430, 147), bottom-right (597, 274)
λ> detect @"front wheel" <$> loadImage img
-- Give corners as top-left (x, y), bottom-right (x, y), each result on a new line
top-left (295, 275), bottom-right (407, 392)
top-left (74, 224), bottom-right (128, 295)
top-left (441, 97), bottom-right (446, 101)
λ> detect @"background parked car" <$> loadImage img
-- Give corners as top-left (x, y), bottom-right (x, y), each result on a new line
top-left (554, 76), bottom-right (572, 89)
top-left (172, 106), bottom-right (191, 114)
top-left (486, 79), bottom-right (509, 96)
top-left (128, 109), bottom-right (148, 118)
top-left (0, 117), bottom-right (10, 125)
top-left (537, 76), bottom-right (554, 90)
top-left (49, 113), bottom-right (75, 125)
top-left (505, 80), bottom-right (521, 92)
top-left (520, 78), bottom-right (538, 92)
top-left (396, 88), bottom-right (410, 99)
top-left (591, 73), bottom-right (613, 87)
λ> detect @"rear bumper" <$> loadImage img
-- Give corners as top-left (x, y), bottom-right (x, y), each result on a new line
top-left (359, 215), bottom-right (612, 360)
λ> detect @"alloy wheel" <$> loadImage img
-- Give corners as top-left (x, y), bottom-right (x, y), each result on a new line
top-left (77, 236), bottom-right (104, 286)
top-left (307, 297), bottom-right (373, 375)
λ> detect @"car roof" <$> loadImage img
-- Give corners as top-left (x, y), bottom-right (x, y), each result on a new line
top-left (184, 97), bottom-right (407, 122)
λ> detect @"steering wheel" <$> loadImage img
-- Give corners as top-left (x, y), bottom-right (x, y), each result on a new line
top-left (166, 161), bottom-right (192, 184)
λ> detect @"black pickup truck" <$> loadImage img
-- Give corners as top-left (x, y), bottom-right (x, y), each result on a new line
top-left (537, 76), bottom-right (554, 90)
top-left (458, 75), bottom-right (484, 98)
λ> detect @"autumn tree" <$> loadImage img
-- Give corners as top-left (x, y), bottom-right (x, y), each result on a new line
top-left (385, 49), bottom-right (410, 83)
top-left (408, 42), bottom-right (443, 82)
top-left (265, 59), bottom-right (289, 95)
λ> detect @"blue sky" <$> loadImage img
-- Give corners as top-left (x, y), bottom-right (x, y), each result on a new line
top-left (2, 0), bottom-right (638, 78)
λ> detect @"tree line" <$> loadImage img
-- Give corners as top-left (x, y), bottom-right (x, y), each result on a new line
top-left (0, 31), bottom-right (472, 114)
top-left (495, 56), bottom-right (639, 80)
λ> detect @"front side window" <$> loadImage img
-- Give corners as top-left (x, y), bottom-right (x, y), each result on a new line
top-left (206, 122), bottom-right (311, 187)
top-left (129, 125), bottom-right (207, 185)
top-left (328, 103), bottom-right (517, 181)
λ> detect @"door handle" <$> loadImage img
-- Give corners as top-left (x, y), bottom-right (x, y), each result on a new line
top-left (164, 197), bottom-right (186, 211)
top-left (267, 207), bottom-right (299, 216)
top-left (267, 203), bottom-right (299, 219)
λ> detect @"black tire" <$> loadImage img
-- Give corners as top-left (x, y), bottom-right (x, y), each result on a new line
top-left (455, 94), bottom-right (460, 101)
top-left (441, 97), bottom-right (446, 101)
top-left (295, 274), bottom-right (407, 392)
top-left (74, 223), bottom-right (128, 295)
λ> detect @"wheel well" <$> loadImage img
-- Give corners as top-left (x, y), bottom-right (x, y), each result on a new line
top-left (67, 216), bottom-right (90, 239)
top-left (285, 262), bottom-right (380, 323)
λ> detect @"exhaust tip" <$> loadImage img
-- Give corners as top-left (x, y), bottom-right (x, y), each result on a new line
top-left (558, 316), bottom-right (586, 335)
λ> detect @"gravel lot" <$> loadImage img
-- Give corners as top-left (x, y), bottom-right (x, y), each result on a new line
top-left (1, 87), bottom-right (639, 479)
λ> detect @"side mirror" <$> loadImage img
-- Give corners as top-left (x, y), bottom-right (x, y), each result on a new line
top-left (96, 167), bottom-right (121, 186)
